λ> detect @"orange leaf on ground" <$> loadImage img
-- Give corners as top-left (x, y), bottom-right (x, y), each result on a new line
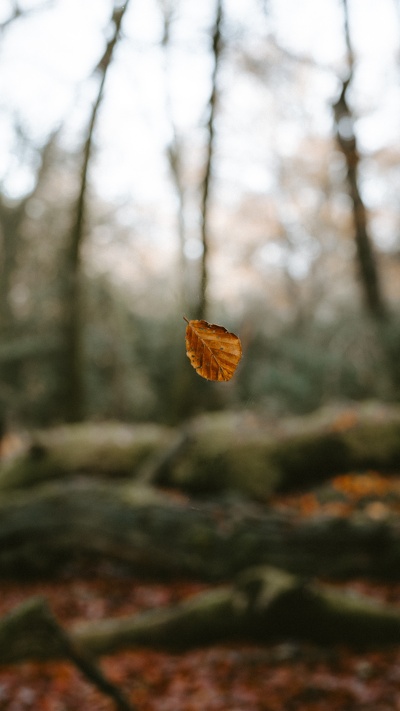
top-left (332, 472), bottom-right (393, 499)
top-left (330, 410), bottom-right (359, 432)
top-left (184, 318), bottom-right (242, 382)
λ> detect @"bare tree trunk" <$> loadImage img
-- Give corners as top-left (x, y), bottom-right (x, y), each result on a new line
top-left (197, 0), bottom-right (223, 320)
top-left (60, 2), bottom-right (131, 422)
top-left (159, 0), bottom-right (189, 307)
top-left (0, 209), bottom-right (21, 332)
top-left (332, 0), bottom-right (400, 396)
top-left (333, 0), bottom-right (388, 322)
top-left (0, 208), bottom-right (22, 423)
top-left (0, 130), bottom-right (60, 421)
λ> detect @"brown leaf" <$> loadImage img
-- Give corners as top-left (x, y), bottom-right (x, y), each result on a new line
top-left (184, 317), bottom-right (242, 381)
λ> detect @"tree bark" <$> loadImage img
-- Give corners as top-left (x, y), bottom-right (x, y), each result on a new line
top-left (0, 421), bottom-right (173, 491)
top-left (0, 479), bottom-right (398, 580)
top-left (60, 1), bottom-right (131, 423)
top-left (196, 0), bottom-right (223, 320)
top-left (2, 404), bottom-right (400, 497)
top-left (74, 566), bottom-right (400, 650)
top-left (333, 0), bottom-right (388, 322)
top-left (2, 567), bottom-right (400, 666)
top-left (0, 596), bottom-right (136, 710)
top-left (159, 0), bottom-right (189, 307)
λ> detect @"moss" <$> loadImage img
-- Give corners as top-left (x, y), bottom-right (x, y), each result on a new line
top-left (169, 437), bottom-right (280, 498)
top-left (226, 441), bottom-right (281, 499)
top-left (167, 411), bottom-right (281, 498)
top-left (31, 422), bottom-right (173, 474)
top-left (296, 583), bottom-right (400, 646)
top-left (186, 523), bottom-right (217, 551)
top-left (344, 421), bottom-right (400, 470)
top-left (0, 422), bottom-right (172, 491)
top-left (271, 431), bottom-right (350, 490)
top-left (0, 452), bottom-right (64, 491)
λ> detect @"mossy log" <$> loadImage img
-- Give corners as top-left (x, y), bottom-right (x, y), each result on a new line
top-left (0, 596), bottom-right (136, 710)
top-left (2, 403), bottom-right (400, 499)
top-left (0, 422), bottom-right (173, 491)
top-left (2, 567), bottom-right (400, 666)
top-left (162, 403), bottom-right (400, 499)
top-left (0, 479), bottom-right (399, 579)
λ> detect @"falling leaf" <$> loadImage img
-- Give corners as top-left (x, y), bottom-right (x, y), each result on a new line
top-left (184, 317), bottom-right (242, 381)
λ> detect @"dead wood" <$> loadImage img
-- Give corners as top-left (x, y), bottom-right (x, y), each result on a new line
top-left (0, 422), bottom-right (173, 491)
top-left (2, 568), bottom-right (400, 667)
top-left (0, 596), bottom-right (135, 710)
top-left (3, 403), bottom-right (400, 500)
top-left (0, 479), bottom-right (398, 580)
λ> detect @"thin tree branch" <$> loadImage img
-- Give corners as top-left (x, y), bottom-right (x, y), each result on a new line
top-left (2, 597), bottom-right (136, 711)
top-left (159, 0), bottom-right (188, 306)
top-left (197, 0), bottom-right (223, 320)
top-left (0, 1), bottom-right (54, 35)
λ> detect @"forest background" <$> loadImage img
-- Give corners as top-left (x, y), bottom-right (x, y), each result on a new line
top-left (0, 0), bottom-right (400, 428)
top-left (2, 3), bottom-right (400, 709)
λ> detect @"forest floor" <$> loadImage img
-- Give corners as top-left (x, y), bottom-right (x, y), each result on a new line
top-left (2, 471), bottom-right (400, 711)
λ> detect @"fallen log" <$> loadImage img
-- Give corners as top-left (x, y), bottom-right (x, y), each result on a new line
top-left (0, 596), bottom-right (135, 710)
top-left (0, 422), bottom-right (173, 491)
top-left (0, 479), bottom-right (398, 580)
top-left (75, 565), bottom-right (400, 650)
top-left (2, 402), bottom-right (400, 499)
top-left (162, 403), bottom-right (400, 498)
top-left (2, 567), bottom-right (400, 666)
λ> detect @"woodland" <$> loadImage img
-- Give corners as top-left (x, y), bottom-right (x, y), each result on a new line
top-left (1, 0), bottom-right (400, 709)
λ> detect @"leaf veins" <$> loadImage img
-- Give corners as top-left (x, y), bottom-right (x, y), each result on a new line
top-left (184, 317), bottom-right (242, 381)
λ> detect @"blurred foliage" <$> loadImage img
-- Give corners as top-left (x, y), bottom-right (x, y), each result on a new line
top-left (0, 0), bottom-right (399, 427)
top-left (1, 266), bottom-right (395, 427)
top-left (238, 312), bottom-right (391, 416)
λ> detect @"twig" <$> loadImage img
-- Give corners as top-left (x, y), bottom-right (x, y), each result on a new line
top-left (1, 597), bottom-right (137, 711)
